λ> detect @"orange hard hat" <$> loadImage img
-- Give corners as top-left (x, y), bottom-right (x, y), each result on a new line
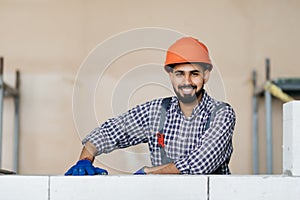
top-left (164, 37), bottom-right (212, 71)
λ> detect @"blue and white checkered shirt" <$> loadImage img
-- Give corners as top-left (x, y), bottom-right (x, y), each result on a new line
top-left (83, 91), bottom-right (236, 174)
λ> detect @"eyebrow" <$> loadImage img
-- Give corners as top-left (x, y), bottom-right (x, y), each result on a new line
top-left (174, 70), bottom-right (201, 73)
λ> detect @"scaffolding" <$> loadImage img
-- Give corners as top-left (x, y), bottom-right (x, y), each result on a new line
top-left (252, 58), bottom-right (300, 174)
top-left (0, 57), bottom-right (20, 174)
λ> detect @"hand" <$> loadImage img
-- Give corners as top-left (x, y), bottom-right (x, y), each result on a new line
top-left (134, 163), bottom-right (180, 174)
top-left (65, 160), bottom-right (108, 176)
top-left (134, 167), bottom-right (146, 175)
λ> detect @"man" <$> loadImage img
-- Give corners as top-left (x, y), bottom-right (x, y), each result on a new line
top-left (65, 37), bottom-right (236, 175)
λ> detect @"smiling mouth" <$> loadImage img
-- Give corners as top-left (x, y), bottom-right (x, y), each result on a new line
top-left (178, 85), bottom-right (196, 95)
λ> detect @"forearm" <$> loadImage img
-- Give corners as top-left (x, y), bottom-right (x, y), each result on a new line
top-left (82, 105), bottom-right (150, 155)
top-left (144, 163), bottom-right (180, 174)
top-left (79, 141), bottom-right (97, 162)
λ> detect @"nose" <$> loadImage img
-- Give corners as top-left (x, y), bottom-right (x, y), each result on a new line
top-left (184, 74), bottom-right (192, 85)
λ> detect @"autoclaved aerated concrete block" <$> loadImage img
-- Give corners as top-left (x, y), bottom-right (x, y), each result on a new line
top-left (50, 175), bottom-right (207, 200)
top-left (283, 101), bottom-right (300, 176)
top-left (209, 175), bottom-right (300, 200)
top-left (0, 175), bottom-right (48, 200)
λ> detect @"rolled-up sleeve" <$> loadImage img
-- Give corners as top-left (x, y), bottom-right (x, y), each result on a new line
top-left (82, 102), bottom-right (151, 156)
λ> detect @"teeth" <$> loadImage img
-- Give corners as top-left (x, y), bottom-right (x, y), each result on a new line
top-left (182, 88), bottom-right (193, 94)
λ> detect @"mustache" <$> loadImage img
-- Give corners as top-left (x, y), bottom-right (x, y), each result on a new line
top-left (178, 84), bottom-right (197, 89)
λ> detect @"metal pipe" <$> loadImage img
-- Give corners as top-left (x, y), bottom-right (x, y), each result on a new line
top-left (13, 70), bottom-right (20, 173)
top-left (252, 70), bottom-right (259, 174)
top-left (265, 90), bottom-right (273, 174)
top-left (265, 58), bottom-right (273, 174)
top-left (0, 57), bottom-right (3, 168)
top-left (266, 58), bottom-right (270, 80)
top-left (13, 96), bottom-right (20, 173)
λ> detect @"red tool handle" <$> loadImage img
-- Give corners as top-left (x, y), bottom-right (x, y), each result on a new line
top-left (156, 132), bottom-right (165, 148)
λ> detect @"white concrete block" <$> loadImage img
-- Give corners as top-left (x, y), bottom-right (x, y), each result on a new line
top-left (50, 175), bottom-right (207, 200)
top-left (0, 175), bottom-right (49, 200)
top-left (283, 120), bottom-right (293, 173)
top-left (283, 101), bottom-right (300, 175)
top-left (209, 175), bottom-right (300, 200)
top-left (283, 101), bottom-right (300, 121)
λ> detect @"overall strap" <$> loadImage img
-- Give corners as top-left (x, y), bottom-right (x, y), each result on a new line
top-left (158, 97), bottom-right (172, 133)
top-left (205, 102), bottom-right (230, 131)
top-left (157, 97), bottom-right (173, 165)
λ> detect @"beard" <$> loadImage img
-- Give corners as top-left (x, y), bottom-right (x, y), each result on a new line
top-left (174, 84), bottom-right (204, 104)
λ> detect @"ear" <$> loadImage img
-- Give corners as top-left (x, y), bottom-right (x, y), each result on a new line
top-left (203, 70), bottom-right (210, 83)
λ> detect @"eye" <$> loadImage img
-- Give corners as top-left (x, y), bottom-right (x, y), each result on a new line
top-left (174, 72), bottom-right (184, 77)
top-left (191, 72), bottom-right (200, 77)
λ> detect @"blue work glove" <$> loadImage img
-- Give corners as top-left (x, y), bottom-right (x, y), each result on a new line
top-left (64, 160), bottom-right (108, 176)
top-left (134, 167), bottom-right (146, 175)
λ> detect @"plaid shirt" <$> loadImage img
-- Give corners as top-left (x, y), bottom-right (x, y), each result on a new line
top-left (83, 91), bottom-right (236, 174)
